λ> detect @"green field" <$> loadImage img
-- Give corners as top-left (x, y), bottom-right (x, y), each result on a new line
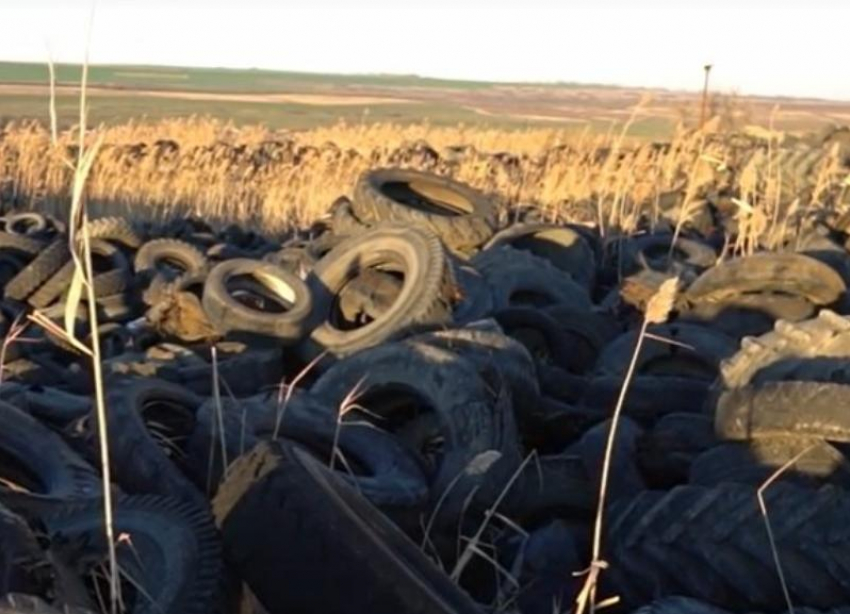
top-left (0, 61), bottom-right (839, 138)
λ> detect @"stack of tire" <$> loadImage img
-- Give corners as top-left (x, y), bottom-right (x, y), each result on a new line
top-left (2, 167), bottom-right (850, 614)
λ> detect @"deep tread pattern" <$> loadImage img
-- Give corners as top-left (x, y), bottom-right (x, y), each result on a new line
top-left (37, 495), bottom-right (221, 614)
top-left (605, 483), bottom-right (850, 612)
top-left (86, 216), bottom-right (142, 248)
top-left (719, 310), bottom-right (850, 388)
top-left (3, 241), bottom-right (69, 301)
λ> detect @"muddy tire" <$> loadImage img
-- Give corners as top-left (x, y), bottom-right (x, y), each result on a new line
top-left (202, 259), bottom-right (312, 342)
top-left (213, 441), bottom-right (481, 614)
top-left (685, 253), bottom-right (846, 307)
top-left (604, 483), bottom-right (850, 611)
top-left (303, 224), bottom-right (457, 359)
top-left (352, 168), bottom-right (496, 252)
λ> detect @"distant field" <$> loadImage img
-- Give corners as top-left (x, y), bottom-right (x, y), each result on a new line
top-left (0, 61), bottom-right (848, 137)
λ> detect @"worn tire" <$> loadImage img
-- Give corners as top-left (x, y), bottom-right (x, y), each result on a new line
top-left (595, 323), bottom-right (737, 381)
top-left (410, 326), bottom-right (541, 429)
top-left (689, 438), bottom-right (850, 488)
top-left (452, 263), bottom-right (493, 324)
top-left (33, 496), bottom-right (220, 614)
top-left (685, 253), bottom-right (846, 307)
top-left (134, 238), bottom-right (207, 277)
top-left (605, 483), bottom-right (850, 611)
top-left (352, 168), bottom-right (496, 251)
top-left (202, 259), bottom-right (312, 342)
top-left (303, 224), bottom-right (456, 359)
top-left (84, 379), bottom-right (205, 507)
top-left (473, 246), bottom-right (592, 311)
top-left (213, 441), bottom-right (481, 614)
top-left (719, 310), bottom-right (850, 388)
top-left (310, 341), bottom-right (521, 504)
top-left (484, 223), bottom-right (597, 289)
top-left (86, 216), bottom-right (142, 248)
top-left (3, 241), bottom-right (70, 302)
top-left (0, 400), bottom-right (99, 498)
top-left (716, 381), bottom-right (850, 441)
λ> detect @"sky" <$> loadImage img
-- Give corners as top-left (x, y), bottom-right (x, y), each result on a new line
top-left (0, 0), bottom-right (847, 100)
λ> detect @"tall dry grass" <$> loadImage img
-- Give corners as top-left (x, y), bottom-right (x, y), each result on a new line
top-left (0, 115), bottom-right (846, 237)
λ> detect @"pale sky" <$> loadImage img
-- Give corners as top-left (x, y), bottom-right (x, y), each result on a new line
top-left (1, 0), bottom-right (847, 99)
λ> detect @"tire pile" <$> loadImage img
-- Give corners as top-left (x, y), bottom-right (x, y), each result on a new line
top-left (1, 168), bottom-right (850, 614)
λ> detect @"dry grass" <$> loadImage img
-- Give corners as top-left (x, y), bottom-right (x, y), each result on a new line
top-left (2, 115), bottom-right (844, 238)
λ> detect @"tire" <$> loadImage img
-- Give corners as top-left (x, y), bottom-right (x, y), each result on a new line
top-left (86, 216), bottom-right (142, 248)
top-left (604, 483), bottom-right (850, 611)
top-left (32, 496), bottom-right (221, 614)
top-left (352, 168), bottom-right (496, 252)
top-left (0, 233), bottom-right (44, 256)
top-left (28, 240), bottom-right (130, 308)
top-left (681, 293), bottom-right (816, 340)
top-left (574, 416), bottom-right (646, 503)
top-left (409, 327), bottom-right (540, 430)
top-left (310, 341), bottom-right (521, 505)
top-left (594, 323), bottom-right (737, 381)
top-left (3, 241), bottom-right (70, 302)
top-left (637, 413), bottom-right (717, 488)
top-left (716, 381), bottom-right (850, 441)
top-left (83, 379), bottom-right (205, 507)
top-left (689, 438), bottom-right (850, 488)
top-left (473, 246), bottom-right (592, 311)
top-left (5, 214), bottom-right (46, 236)
top-left (621, 233), bottom-right (717, 273)
top-left (134, 238), bottom-right (207, 277)
top-left (630, 597), bottom-right (732, 614)
top-left (451, 263), bottom-right (493, 324)
top-left (303, 224), bottom-right (457, 359)
top-left (684, 253), bottom-right (846, 307)
top-left (719, 310), bottom-right (850, 388)
top-left (329, 196), bottom-right (370, 236)
top-left (580, 375), bottom-right (711, 424)
top-left (483, 223), bottom-right (597, 290)
top-left (336, 268), bottom-right (404, 324)
top-left (212, 441), bottom-right (481, 614)
top-left (493, 307), bottom-right (582, 372)
top-left (544, 303), bottom-right (621, 370)
top-left (0, 595), bottom-right (93, 614)
top-left (186, 392), bottom-right (429, 509)
top-left (0, 400), bottom-right (99, 498)
top-left (0, 504), bottom-right (52, 598)
top-left (202, 259), bottom-right (312, 343)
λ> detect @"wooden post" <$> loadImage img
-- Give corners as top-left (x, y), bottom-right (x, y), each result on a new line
top-left (700, 64), bottom-right (713, 129)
